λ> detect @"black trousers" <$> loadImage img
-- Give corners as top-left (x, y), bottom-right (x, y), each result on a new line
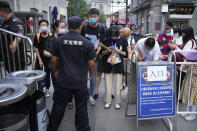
top-left (47, 88), bottom-right (90, 131)
top-left (35, 58), bottom-right (51, 89)
top-left (176, 68), bottom-right (186, 98)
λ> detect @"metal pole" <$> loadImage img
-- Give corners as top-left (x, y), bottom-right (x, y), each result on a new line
top-left (14, 0), bottom-right (18, 12)
top-left (112, 0), bottom-right (113, 22)
top-left (126, 0), bottom-right (128, 23)
top-left (75, 0), bottom-right (79, 16)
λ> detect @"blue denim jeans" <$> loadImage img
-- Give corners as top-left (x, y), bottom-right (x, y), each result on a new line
top-left (89, 61), bottom-right (97, 97)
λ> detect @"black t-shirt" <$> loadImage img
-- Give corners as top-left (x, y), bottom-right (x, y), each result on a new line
top-left (102, 38), bottom-right (128, 74)
top-left (33, 33), bottom-right (53, 62)
top-left (51, 31), bottom-right (96, 90)
top-left (81, 22), bottom-right (105, 49)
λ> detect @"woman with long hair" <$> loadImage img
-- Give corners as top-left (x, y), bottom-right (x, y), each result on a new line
top-left (101, 25), bottom-right (128, 109)
top-left (51, 20), bottom-right (73, 109)
top-left (170, 26), bottom-right (197, 119)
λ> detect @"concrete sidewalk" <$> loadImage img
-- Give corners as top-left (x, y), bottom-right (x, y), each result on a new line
top-left (47, 78), bottom-right (197, 131)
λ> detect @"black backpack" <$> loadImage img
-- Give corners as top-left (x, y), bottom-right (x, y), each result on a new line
top-left (83, 22), bottom-right (103, 40)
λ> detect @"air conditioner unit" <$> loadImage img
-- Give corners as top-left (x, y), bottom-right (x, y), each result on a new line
top-left (161, 4), bottom-right (169, 13)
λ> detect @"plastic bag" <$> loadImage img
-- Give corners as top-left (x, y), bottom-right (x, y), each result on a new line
top-left (107, 47), bottom-right (121, 65)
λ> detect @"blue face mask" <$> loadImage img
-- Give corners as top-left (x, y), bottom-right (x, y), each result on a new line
top-left (58, 29), bottom-right (67, 34)
top-left (174, 33), bottom-right (179, 38)
top-left (133, 31), bottom-right (140, 35)
top-left (39, 26), bottom-right (48, 33)
top-left (89, 18), bottom-right (98, 24)
top-left (166, 33), bottom-right (171, 37)
top-left (0, 16), bottom-right (5, 23)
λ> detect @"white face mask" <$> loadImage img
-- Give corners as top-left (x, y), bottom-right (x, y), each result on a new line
top-left (58, 29), bottom-right (68, 34)
top-left (174, 33), bottom-right (179, 38)
top-left (39, 26), bottom-right (48, 33)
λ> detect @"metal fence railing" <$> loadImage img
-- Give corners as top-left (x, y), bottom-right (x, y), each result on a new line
top-left (168, 50), bottom-right (197, 115)
top-left (0, 28), bottom-right (34, 79)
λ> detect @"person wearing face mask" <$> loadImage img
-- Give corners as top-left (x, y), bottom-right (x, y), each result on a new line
top-left (51, 20), bottom-right (67, 87)
top-left (157, 26), bottom-right (173, 56)
top-left (51, 20), bottom-right (74, 109)
top-left (101, 25), bottom-right (128, 110)
top-left (52, 20), bottom-right (68, 38)
top-left (0, 1), bottom-right (25, 72)
top-left (173, 28), bottom-right (183, 46)
top-left (81, 8), bottom-right (105, 105)
top-left (130, 25), bottom-right (145, 45)
top-left (170, 26), bottom-right (197, 99)
top-left (33, 20), bottom-right (53, 96)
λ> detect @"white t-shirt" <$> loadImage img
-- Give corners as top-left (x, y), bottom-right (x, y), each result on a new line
top-left (136, 38), bottom-right (161, 61)
top-left (176, 39), bottom-right (196, 72)
top-left (176, 39), bottom-right (197, 56)
top-left (173, 36), bottom-right (183, 45)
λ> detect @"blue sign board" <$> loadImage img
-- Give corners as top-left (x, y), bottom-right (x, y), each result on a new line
top-left (138, 64), bottom-right (175, 119)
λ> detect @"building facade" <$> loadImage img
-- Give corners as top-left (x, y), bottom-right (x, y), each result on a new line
top-left (86, 0), bottom-right (111, 15)
top-left (129, 0), bottom-right (197, 35)
top-left (5, 0), bottom-right (69, 35)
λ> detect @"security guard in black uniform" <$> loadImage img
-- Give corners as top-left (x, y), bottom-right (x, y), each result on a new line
top-left (0, 1), bottom-right (25, 72)
top-left (47, 16), bottom-right (96, 131)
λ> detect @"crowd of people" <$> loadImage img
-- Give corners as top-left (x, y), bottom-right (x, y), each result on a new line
top-left (1, 1), bottom-right (197, 130)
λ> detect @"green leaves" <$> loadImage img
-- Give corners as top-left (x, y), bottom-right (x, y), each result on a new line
top-left (67, 0), bottom-right (91, 20)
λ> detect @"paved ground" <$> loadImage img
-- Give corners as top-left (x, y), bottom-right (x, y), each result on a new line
top-left (46, 77), bottom-right (197, 131)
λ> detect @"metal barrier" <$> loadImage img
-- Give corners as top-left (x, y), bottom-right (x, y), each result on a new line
top-left (125, 51), bottom-right (176, 131)
top-left (168, 50), bottom-right (197, 116)
top-left (0, 28), bottom-right (34, 79)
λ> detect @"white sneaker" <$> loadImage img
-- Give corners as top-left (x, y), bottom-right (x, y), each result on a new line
top-left (184, 114), bottom-right (196, 121)
top-left (45, 89), bottom-right (50, 97)
top-left (181, 114), bottom-right (189, 118)
top-left (115, 104), bottom-right (121, 110)
top-left (88, 97), bottom-right (95, 106)
top-left (104, 103), bottom-right (111, 109)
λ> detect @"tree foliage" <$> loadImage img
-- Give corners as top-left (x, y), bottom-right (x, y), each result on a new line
top-left (67, 0), bottom-right (91, 20)
top-left (99, 9), bottom-right (106, 23)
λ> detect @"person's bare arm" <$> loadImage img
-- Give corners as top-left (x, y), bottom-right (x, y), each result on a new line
top-left (35, 48), bottom-right (43, 67)
top-left (137, 48), bottom-right (143, 61)
top-left (96, 46), bottom-right (102, 55)
top-left (182, 64), bottom-right (188, 71)
top-left (10, 34), bottom-right (23, 53)
top-left (44, 50), bottom-right (52, 58)
top-left (128, 48), bottom-right (135, 61)
top-left (114, 48), bottom-right (126, 56)
top-left (51, 56), bottom-right (59, 78)
top-left (88, 59), bottom-right (96, 80)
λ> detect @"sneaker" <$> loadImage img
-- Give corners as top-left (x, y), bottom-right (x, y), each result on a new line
top-left (184, 114), bottom-right (196, 121)
top-left (115, 104), bottom-right (120, 110)
top-left (45, 89), bottom-right (50, 97)
top-left (93, 94), bottom-right (99, 100)
top-left (67, 102), bottom-right (73, 109)
top-left (181, 114), bottom-right (189, 118)
top-left (88, 97), bottom-right (95, 106)
top-left (104, 103), bottom-right (111, 109)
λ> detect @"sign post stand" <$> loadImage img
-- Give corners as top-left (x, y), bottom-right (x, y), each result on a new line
top-left (137, 62), bottom-right (176, 131)
top-left (125, 52), bottom-right (177, 131)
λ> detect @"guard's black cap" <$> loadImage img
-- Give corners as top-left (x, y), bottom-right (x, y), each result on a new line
top-left (0, 1), bottom-right (11, 9)
top-left (68, 16), bottom-right (83, 29)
